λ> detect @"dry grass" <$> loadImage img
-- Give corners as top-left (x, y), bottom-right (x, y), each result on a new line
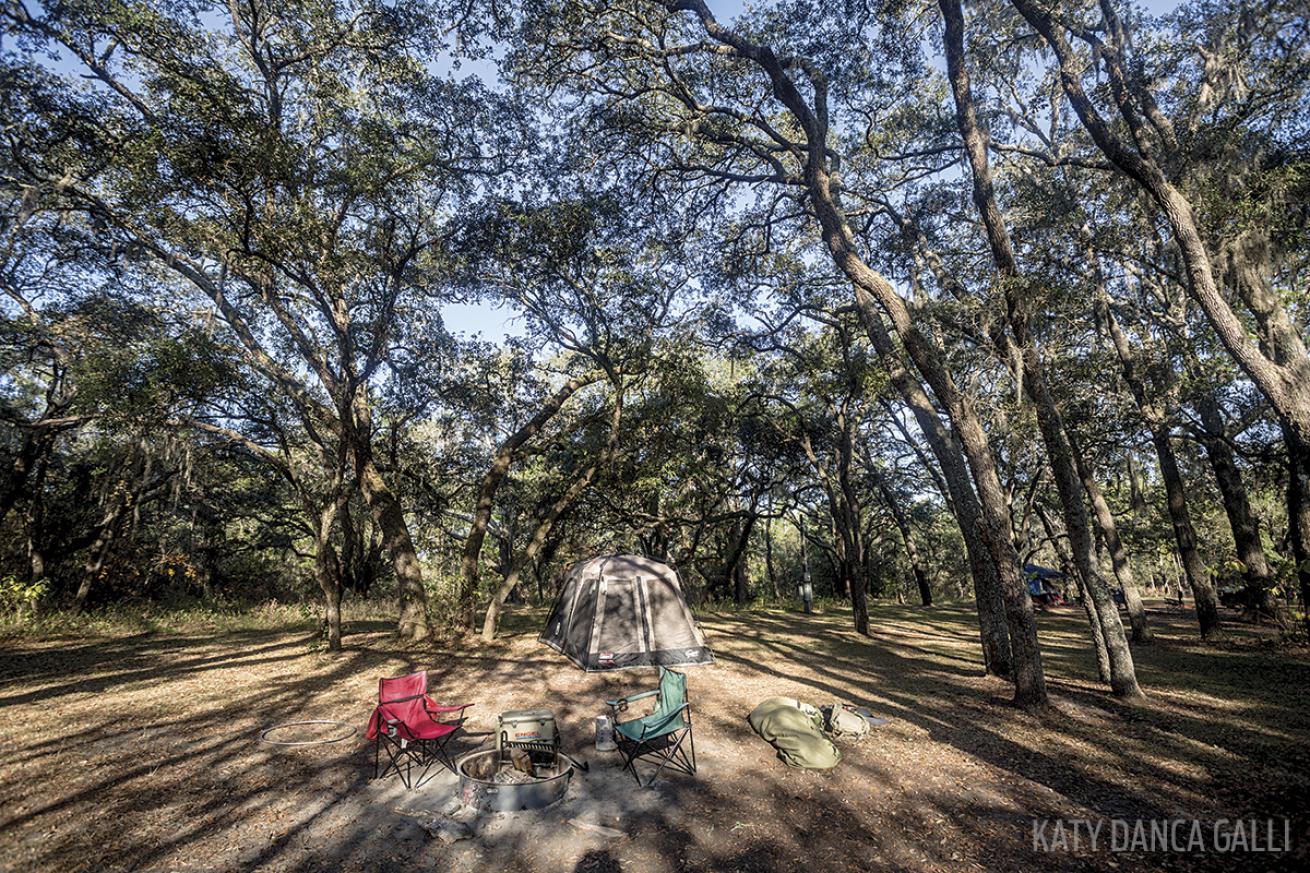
top-left (0, 600), bottom-right (1305, 872)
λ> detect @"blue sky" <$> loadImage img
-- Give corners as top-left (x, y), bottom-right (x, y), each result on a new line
top-left (442, 301), bottom-right (522, 339)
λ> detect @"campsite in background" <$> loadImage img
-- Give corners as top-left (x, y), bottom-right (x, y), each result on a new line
top-left (1, 0), bottom-right (1307, 870)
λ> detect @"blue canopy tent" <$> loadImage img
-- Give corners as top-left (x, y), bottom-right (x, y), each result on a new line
top-left (1023, 564), bottom-right (1066, 606)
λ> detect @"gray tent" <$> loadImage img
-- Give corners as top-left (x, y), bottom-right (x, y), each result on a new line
top-left (540, 554), bottom-right (714, 671)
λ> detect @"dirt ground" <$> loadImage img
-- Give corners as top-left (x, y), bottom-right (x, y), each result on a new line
top-left (1, 601), bottom-right (1307, 873)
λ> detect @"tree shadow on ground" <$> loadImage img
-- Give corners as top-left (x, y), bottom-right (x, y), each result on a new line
top-left (0, 604), bottom-right (1305, 873)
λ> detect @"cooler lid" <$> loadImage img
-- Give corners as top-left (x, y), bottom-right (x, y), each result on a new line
top-left (498, 708), bottom-right (555, 722)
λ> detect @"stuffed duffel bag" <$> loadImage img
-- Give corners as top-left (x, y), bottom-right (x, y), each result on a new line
top-left (747, 697), bottom-right (842, 769)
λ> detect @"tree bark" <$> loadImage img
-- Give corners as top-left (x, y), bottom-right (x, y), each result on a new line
top-left (74, 533), bottom-right (115, 613)
top-left (661, 0), bottom-right (1043, 705)
top-left (939, 0), bottom-right (1138, 696)
top-left (844, 251), bottom-right (1041, 696)
top-left (1035, 502), bottom-right (1111, 682)
top-left (1193, 391), bottom-right (1274, 615)
top-left (863, 303), bottom-right (1011, 673)
top-left (1025, 358), bottom-right (1140, 694)
top-left (830, 90), bottom-right (1047, 700)
top-left (1153, 426), bottom-right (1223, 637)
top-left (1069, 436), bottom-right (1152, 641)
top-left (1097, 295), bottom-right (1222, 638)
top-left (313, 495), bottom-right (346, 652)
top-left (357, 453), bottom-right (429, 641)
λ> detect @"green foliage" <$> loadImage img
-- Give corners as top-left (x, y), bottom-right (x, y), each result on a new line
top-left (1, 0), bottom-right (1306, 641)
top-left (0, 574), bottom-right (49, 618)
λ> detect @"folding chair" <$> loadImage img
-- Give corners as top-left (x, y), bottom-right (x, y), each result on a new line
top-left (366, 670), bottom-right (470, 789)
top-left (606, 667), bottom-right (696, 787)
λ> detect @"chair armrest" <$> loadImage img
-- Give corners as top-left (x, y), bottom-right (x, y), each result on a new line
top-left (425, 701), bottom-right (470, 723)
top-left (606, 689), bottom-right (658, 709)
top-left (425, 701), bottom-right (470, 714)
top-left (635, 703), bottom-right (690, 740)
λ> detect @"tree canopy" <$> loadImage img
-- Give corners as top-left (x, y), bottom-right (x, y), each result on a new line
top-left (3, 0), bottom-right (1307, 707)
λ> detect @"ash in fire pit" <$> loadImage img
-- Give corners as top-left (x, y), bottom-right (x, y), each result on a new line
top-left (457, 749), bottom-right (574, 812)
top-left (492, 766), bottom-right (537, 785)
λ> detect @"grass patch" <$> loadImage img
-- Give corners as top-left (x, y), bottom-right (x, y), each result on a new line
top-left (0, 595), bottom-right (403, 641)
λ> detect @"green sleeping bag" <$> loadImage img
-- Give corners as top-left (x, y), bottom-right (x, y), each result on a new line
top-left (747, 696), bottom-right (842, 769)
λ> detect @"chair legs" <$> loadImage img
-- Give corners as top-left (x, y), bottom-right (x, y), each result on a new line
top-left (616, 727), bottom-right (696, 788)
top-left (375, 735), bottom-right (433, 789)
top-left (427, 729), bottom-right (461, 773)
top-left (373, 728), bottom-right (463, 789)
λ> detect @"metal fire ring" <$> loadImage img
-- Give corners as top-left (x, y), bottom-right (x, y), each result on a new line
top-left (457, 749), bottom-right (575, 812)
top-left (259, 719), bottom-right (355, 746)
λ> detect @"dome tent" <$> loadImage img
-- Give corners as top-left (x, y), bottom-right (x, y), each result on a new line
top-left (540, 554), bottom-right (714, 671)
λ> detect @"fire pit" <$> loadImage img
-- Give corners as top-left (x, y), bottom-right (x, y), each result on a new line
top-left (456, 749), bottom-right (574, 812)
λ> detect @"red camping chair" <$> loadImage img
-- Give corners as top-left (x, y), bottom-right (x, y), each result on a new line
top-left (366, 671), bottom-right (470, 789)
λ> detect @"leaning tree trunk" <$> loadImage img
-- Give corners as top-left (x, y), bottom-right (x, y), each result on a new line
top-left (357, 455), bottom-right (430, 641)
top-left (862, 305), bottom-right (1011, 673)
top-left (1078, 574), bottom-right (1112, 682)
top-left (657, 7), bottom-right (1041, 703)
top-left (939, 393), bottom-right (1047, 706)
top-left (1095, 284), bottom-right (1221, 640)
top-left (1152, 426), bottom-right (1223, 638)
top-left (675, 0), bottom-right (1011, 671)
top-left (458, 373), bottom-right (597, 629)
top-left (74, 534), bottom-right (116, 613)
top-left (1069, 438), bottom-right (1151, 642)
top-left (482, 382), bottom-right (624, 641)
top-left (481, 478), bottom-right (596, 642)
top-left (1036, 502), bottom-right (1111, 683)
top-left (939, 0), bottom-right (1139, 697)
top-left (72, 482), bottom-right (135, 614)
top-left (879, 482), bottom-right (932, 606)
top-left (1024, 359), bottom-right (1140, 695)
top-left (1194, 391), bottom-right (1274, 616)
top-left (821, 125), bottom-right (1046, 704)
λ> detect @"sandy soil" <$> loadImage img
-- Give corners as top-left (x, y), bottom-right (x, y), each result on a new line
top-left (0, 602), bottom-right (1306, 872)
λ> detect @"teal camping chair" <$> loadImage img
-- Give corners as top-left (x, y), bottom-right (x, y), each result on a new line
top-left (605, 667), bottom-right (697, 787)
